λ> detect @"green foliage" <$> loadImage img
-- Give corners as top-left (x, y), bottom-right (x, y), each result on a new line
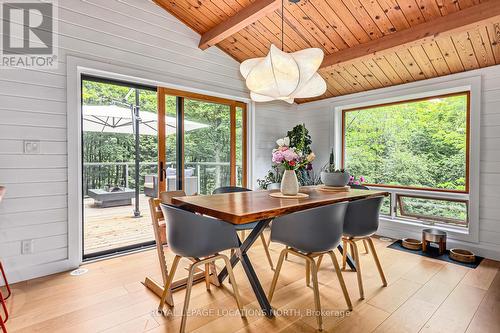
top-left (345, 94), bottom-right (468, 224)
top-left (258, 124), bottom-right (315, 189)
top-left (344, 95), bottom-right (467, 191)
top-left (82, 80), bottom-right (243, 195)
top-left (323, 148), bottom-right (345, 173)
top-left (257, 165), bottom-right (282, 190)
top-left (287, 123), bottom-right (312, 156)
top-left (398, 196), bottom-right (467, 226)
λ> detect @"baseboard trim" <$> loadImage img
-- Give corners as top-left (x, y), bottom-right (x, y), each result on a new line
top-left (2, 259), bottom-right (78, 285)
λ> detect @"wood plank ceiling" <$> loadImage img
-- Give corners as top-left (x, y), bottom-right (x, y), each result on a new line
top-left (154, 0), bottom-right (500, 103)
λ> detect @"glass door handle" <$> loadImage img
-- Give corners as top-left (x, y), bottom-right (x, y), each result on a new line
top-left (159, 162), bottom-right (167, 182)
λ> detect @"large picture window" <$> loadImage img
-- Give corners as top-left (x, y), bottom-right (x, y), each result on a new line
top-left (343, 92), bottom-right (469, 193)
top-left (342, 92), bottom-right (470, 228)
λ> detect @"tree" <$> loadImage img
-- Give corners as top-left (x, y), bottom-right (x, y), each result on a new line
top-left (82, 80), bottom-right (243, 195)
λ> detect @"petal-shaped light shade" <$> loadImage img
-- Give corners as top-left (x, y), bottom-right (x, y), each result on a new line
top-left (240, 44), bottom-right (327, 103)
top-left (290, 72), bottom-right (327, 99)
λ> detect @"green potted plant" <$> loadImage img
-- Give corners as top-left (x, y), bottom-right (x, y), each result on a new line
top-left (320, 149), bottom-right (350, 187)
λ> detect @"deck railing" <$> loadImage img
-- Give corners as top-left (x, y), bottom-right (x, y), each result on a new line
top-left (83, 161), bottom-right (241, 195)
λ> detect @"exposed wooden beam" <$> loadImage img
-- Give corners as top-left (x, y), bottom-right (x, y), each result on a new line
top-left (320, 0), bottom-right (500, 68)
top-left (198, 0), bottom-right (280, 50)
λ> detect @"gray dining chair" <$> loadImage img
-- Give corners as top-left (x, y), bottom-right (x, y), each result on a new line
top-left (158, 204), bottom-right (245, 333)
top-left (268, 203), bottom-right (353, 331)
top-left (349, 184), bottom-right (371, 253)
top-left (213, 186), bottom-right (274, 270)
top-left (341, 195), bottom-right (387, 299)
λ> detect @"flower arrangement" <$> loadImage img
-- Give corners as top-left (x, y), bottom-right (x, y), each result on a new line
top-left (349, 175), bottom-right (366, 186)
top-left (272, 137), bottom-right (315, 170)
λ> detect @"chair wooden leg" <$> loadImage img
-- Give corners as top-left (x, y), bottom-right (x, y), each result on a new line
top-left (180, 264), bottom-right (196, 333)
top-left (204, 263), bottom-right (211, 291)
top-left (328, 251), bottom-right (353, 311)
top-left (158, 255), bottom-right (180, 311)
top-left (307, 258), bottom-right (323, 331)
top-left (221, 255), bottom-right (245, 316)
top-left (367, 238), bottom-right (387, 287)
top-left (316, 254), bottom-right (323, 270)
top-left (268, 248), bottom-right (287, 302)
top-left (363, 239), bottom-right (370, 254)
top-left (260, 233), bottom-right (274, 270)
top-left (350, 240), bottom-right (364, 300)
top-left (306, 260), bottom-right (311, 287)
top-left (342, 239), bottom-right (348, 270)
top-left (309, 258), bottom-right (323, 331)
top-left (285, 246), bottom-right (289, 261)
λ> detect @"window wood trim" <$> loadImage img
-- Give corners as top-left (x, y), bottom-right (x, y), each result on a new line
top-left (396, 194), bottom-right (469, 226)
top-left (341, 91), bottom-right (471, 194)
top-left (158, 87), bottom-right (248, 192)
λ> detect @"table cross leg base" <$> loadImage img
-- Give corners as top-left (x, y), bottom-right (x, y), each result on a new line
top-left (218, 219), bottom-right (274, 317)
top-left (337, 244), bottom-right (356, 271)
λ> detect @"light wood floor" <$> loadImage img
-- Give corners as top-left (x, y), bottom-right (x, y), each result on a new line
top-left (84, 194), bottom-right (154, 255)
top-left (4, 234), bottom-right (500, 333)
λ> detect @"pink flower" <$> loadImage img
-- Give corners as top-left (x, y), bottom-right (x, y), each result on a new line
top-left (282, 149), bottom-right (299, 162)
top-left (354, 181), bottom-right (360, 185)
top-left (272, 150), bottom-right (284, 163)
top-left (289, 160), bottom-right (296, 167)
top-left (349, 175), bottom-right (354, 182)
top-left (359, 176), bottom-right (365, 183)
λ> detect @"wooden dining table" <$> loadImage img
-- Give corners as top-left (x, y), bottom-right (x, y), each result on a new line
top-left (172, 186), bottom-right (389, 317)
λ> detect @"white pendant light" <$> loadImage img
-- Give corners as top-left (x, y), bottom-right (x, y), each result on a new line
top-left (240, 0), bottom-right (327, 103)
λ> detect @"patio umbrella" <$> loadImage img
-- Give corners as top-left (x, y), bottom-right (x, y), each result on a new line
top-left (82, 104), bottom-right (208, 216)
top-left (82, 105), bottom-right (207, 135)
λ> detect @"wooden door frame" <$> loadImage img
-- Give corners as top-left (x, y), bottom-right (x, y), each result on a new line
top-left (157, 87), bottom-right (248, 195)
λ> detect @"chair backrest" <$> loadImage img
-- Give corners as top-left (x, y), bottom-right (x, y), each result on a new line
top-left (271, 202), bottom-right (348, 253)
top-left (160, 190), bottom-right (187, 205)
top-left (212, 186), bottom-right (251, 194)
top-left (343, 196), bottom-right (384, 238)
top-left (160, 204), bottom-right (239, 258)
top-left (148, 191), bottom-right (187, 245)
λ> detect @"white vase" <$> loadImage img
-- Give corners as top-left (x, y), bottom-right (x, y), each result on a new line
top-left (281, 170), bottom-right (299, 196)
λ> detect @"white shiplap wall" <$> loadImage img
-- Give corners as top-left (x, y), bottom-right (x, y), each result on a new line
top-left (253, 101), bottom-right (300, 187)
top-left (296, 66), bottom-right (500, 260)
top-left (0, 0), bottom-right (248, 283)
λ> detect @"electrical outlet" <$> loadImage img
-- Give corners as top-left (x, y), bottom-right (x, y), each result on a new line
top-left (24, 140), bottom-right (40, 154)
top-left (21, 239), bottom-right (34, 255)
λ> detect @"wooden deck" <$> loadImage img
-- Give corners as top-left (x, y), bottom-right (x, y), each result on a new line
top-left (84, 194), bottom-right (154, 255)
top-left (5, 236), bottom-right (500, 332)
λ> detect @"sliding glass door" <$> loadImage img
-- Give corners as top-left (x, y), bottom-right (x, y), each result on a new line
top-left (81, 79), bottom-right (246, 260)
top-left (81, 76), bottom-right (157, 259)
top-left (158, 88), bottom-right (247, 195)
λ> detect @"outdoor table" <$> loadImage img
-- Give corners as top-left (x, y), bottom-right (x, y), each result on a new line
top-left (172, 186), bottom-right (389, 317)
